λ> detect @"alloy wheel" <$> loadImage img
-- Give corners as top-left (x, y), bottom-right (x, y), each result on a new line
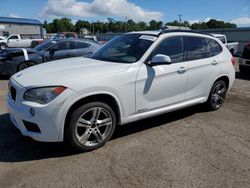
top-left (211, 82), bottom-right (227, 109)
top-left (75, 107), bottom-right (113, 147)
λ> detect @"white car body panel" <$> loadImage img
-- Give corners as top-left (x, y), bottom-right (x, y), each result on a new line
top-left (7, 31), bottom-right (235, 142)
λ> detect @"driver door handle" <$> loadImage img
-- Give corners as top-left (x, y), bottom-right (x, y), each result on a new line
top-left (177, 67), bottom-right (187, 74)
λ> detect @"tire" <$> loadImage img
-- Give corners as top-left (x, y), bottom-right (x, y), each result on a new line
top-left (206, 80), bottom-right (228, 111)
top-left (18, 61), bottom-right (36, 72)
top-left (65, 102), bottom-right (116, 152)
top-left (0, 43), bottom-right (8, 50)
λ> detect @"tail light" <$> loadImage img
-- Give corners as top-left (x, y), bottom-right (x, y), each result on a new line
top-left (231, 57), bottom-right (236, 65)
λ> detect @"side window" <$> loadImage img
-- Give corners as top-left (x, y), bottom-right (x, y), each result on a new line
top-left (187, 37), bottom-right (212, 61)
top-left (9, 35), bottom-right (18, 40)
top-left (152, 37), bottom-right (184, 63)
top-left (65, 33), bottom-right (76, 38)
top-left (51, 41), bottom-right (71, 51)
top-left (207, 39), bottom-right (222, 56)
top-left (74, 41), bottom-right (91, 49)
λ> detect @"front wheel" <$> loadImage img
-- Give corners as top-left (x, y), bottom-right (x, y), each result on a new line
top-left (65, 102), bottom-right (116, 152)
top-left (0, 43), bottom-right (8, 50)
top-left (18, 61), bottom-right (36, 72)
top-left (206, 80), bottom-right (228, 111)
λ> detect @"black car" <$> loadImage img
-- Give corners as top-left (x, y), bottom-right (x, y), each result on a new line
top-left (0, 38), bottom-right (101, 76)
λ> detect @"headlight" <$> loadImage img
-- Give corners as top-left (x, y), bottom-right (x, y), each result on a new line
top-left (23, 86), bottom-right (67, 104)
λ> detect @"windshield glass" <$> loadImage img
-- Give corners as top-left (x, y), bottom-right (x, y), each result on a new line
top-left (91, 34), bottom-right (157, 63)
top-left (34, 40), bottom-right (57, 51)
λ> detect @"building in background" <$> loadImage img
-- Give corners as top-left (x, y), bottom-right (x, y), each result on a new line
top-left (0, 17), bottom-right (43, 39)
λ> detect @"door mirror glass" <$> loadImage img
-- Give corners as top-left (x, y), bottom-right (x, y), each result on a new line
top-left (150, 54), bottom-right (171, 66)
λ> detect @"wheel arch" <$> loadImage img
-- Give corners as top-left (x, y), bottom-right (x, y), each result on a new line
top-left (62, 92), bottom-right (123, 141)
top-left (17, 60), bottom-right (38, 71)
top-left (214, 75), bottom-right (230, 89)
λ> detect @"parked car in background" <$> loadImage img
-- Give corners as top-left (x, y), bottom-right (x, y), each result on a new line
top-left (0, 36), bottom-right (6, 40)
top-left (211, 34), bottom-right (239, 55)
top-left (239, 43), bottom-right (250, 74)
top-left (53, 32), bottom-right (78, 39)
top-left (0, 34), bottom-right (44, 50)
top-left (6, 30), bottom-right (235, 152)
top-left (83, 35), bottom-right (98, 42)
top-left (0, 38), bottom-right (101, 76)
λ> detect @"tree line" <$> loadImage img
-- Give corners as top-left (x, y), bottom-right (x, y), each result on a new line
top-left (43, 18), bottom-right (237, 34)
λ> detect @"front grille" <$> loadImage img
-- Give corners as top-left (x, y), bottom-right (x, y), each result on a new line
top-left (10, 86), bottom-right (16, 102)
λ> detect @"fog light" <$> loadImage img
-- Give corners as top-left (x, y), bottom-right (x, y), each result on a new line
top-left (30, 108), bottom-right (35, 116)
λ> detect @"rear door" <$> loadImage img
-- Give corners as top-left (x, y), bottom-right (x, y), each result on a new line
top-left (185, 36), bottom-right (222, 100)
top-left (44, 41), bottom-right (74, 61)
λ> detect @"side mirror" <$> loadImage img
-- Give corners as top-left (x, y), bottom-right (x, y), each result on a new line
top-left (149, 54), bottom-right (172, 66)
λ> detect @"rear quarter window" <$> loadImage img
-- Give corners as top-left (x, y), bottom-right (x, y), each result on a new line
top-left (74, 41), bottom-right (91, 49)
top-left (207, 38), bottom-right (223, 56)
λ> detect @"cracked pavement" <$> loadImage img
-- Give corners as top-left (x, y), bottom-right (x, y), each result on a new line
top-left (0, 70), bottom-right (250, 188)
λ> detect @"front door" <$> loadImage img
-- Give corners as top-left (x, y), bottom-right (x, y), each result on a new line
top-left (136, 36), bottom-right (188, 112)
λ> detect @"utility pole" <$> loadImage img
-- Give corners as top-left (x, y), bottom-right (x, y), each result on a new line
top-left (92, 21), bottom-right (95, 35)
top-left (125, 16), bottom-right (128, 32)
top-left (178, 14), bottom-right (182, 30)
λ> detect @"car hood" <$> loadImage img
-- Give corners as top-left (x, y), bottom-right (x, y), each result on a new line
top-left (12, 57), bottom-right (131, 88)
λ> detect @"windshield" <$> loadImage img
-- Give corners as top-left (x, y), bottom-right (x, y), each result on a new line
top-left (34, 40), bottom-right (57, 51)
top-left (91, 34), bottom-right (157, 63)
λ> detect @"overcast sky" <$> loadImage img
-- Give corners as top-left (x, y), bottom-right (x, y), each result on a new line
top-left (1, 0), bottom-right (250, 26)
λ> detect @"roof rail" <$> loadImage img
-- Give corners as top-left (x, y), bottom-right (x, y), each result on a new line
top-left (158, 29), bottom-right (213, 37)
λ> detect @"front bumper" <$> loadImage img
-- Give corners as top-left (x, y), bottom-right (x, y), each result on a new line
top-left (6, 78), bottom-right (74, 142)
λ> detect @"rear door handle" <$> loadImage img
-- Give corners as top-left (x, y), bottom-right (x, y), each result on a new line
top-left (177, 67), bottom-right (187, 74)
top-left (211, 60), bottom-right (218, 65)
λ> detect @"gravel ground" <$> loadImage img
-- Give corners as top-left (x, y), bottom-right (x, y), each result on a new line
top-left (0, 69), bottom-right (250, 188)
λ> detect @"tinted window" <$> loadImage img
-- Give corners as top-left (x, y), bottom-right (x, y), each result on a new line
top-left (51, 41), bottom-right (71, 51)
top-left (9, 35), bottom-right (18, 40)
top-left (207, 39), bottom-right (222, 56)
top-left (34, 40), bottom-right (57, 51)
top-left (65, 33), bottom-right (76, 38)
top-left (187, 37), bottom-right (213, 61)
top-left (151, 37), bottom-right (184, 63)
top-left (74, 41), bottom-right (90, 49)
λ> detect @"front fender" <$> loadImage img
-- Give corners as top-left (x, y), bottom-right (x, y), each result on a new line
top-left (57, 89), bottom-right (124, 141)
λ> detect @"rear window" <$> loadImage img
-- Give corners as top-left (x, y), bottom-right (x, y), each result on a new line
top-left (74, 41), bottom-right (90, 49)
top-left (207, 39), bottom-right (222, 56)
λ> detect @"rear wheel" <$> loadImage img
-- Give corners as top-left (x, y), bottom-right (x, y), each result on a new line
top-left (65, 102), bottom-right (116, 152)
top-left (0, 43), bottom-right (8, 50)
top-left (18, 61), bottom-right (36, 71)
top-left (206, 80), bottom-right (227, 111)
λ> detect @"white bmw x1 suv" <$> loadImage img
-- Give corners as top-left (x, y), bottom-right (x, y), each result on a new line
top-left (7, 30), bottom-right (235, 151)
